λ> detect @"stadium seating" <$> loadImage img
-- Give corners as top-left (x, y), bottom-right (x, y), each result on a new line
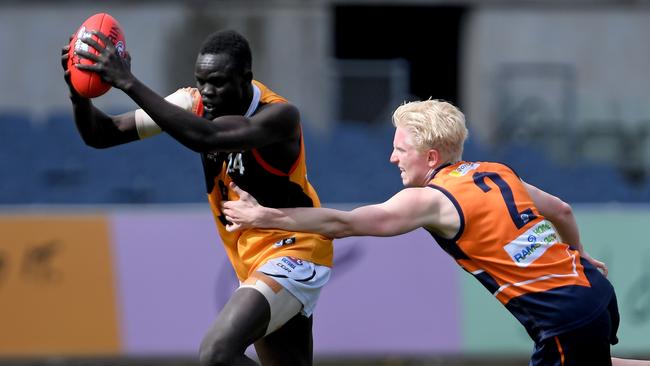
top-left (1, 112), bottom-right (648, 204)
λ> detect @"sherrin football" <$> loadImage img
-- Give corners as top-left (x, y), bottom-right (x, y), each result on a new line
top-left (68, 13), bottom-right (126, 98)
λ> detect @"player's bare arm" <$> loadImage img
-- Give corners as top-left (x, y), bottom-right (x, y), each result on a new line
top-left (61, 41), bottom-right (138, 148)
top-left (122, 78), bottom-right (300, 153)
top-left (75, 31), bottom-right (300, 153)
top-left (135, 101), bottom-right (301, 153)
top-left (524, 180), bottom-right (608, 275)
top-left (223, 183), bottom-right (459, 239)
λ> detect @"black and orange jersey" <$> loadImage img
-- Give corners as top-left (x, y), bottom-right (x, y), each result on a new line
top-left (200, 80), bottom-right (333, 281)
top-left (427, 161), bottom-right (614, 342)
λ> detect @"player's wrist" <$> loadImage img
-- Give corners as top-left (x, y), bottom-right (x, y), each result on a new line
top-left (69, 92), bottom-right (90, 104)
top-left (115, 74), bottom-right (137, 92)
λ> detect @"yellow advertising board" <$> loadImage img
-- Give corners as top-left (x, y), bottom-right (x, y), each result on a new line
top-left (0, 215), bottom-right (120, 355)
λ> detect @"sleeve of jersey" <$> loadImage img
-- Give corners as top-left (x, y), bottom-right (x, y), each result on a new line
top-left (134, 87), bottom-right (204, 139)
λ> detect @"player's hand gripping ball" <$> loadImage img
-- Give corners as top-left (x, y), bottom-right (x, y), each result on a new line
top-left (67, 13), bottom-right (126, 98)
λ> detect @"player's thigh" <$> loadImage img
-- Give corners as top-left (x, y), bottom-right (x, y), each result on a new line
top-left (253, 256), bottom-right (331, 323)
top-left (531, 336), bottom-right (611, 366)
top-left (562, 299), bottom-right (619, 366)
top-left (254, 313), bottom-right (314, 366)
top-left (531, 307), bottom-right (615, 366)
top-left (245, 257), bottom-right (330, 365)
top-left (240, 271), bottom-right (304, 336)
top-left (200, 287), bottom-right (271, 354)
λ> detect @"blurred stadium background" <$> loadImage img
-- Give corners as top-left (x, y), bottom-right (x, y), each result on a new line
top-left (1, 0), bottom-right (650, 365)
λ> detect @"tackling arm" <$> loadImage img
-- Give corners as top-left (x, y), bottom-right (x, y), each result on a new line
top-left (222, 183), bottom-right (448, 239)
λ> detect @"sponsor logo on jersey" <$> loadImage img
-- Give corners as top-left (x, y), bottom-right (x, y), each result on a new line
top-left (503, 220), bottom-right (558, 267)
top-left (273, 237), bottom-right (296, 247)
top-left (532, 221), bottom-right (552, 235)
top-left (449, 163), bottom-right (481, 177)
top-left (513, 242), bottom-right (542, 263)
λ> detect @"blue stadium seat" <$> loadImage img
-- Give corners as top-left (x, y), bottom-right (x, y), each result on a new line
top-left (1, 113), bottom-right (648, 204)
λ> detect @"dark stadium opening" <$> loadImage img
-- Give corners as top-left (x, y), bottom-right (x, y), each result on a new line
top-left (333, 5), bottom-right (466, 124)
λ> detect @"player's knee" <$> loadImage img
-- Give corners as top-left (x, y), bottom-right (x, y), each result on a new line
top-left (198, 338), bottom-right (240, 366)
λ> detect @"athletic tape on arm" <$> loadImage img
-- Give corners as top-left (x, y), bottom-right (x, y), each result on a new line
top-left (134, 88), bottom-right (200, 139)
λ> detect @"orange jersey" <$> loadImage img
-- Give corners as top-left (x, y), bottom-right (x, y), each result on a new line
top-left (428, 161), bottom-right (614, 341)
top-left (200, 81), bottom-right (333, 281)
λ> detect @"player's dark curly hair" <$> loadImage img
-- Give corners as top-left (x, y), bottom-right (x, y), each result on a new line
top-left (199, 30), bottom-right (252, 74)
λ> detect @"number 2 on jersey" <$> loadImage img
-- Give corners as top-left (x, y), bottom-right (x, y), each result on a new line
top-left (473, 171), bottom-right (536, 229)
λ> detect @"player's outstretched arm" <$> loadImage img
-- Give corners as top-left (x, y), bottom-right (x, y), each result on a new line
top-left (222, 182), bottom-right (446, 239)
top-left (61, 40), bottom-right (138, 148)
top-left (524, 181), bottom-right (608, 276)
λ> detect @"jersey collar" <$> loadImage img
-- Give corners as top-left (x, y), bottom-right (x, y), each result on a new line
top-left (244, 83), bottom-right (261, 118)
top-left (428, 162), bottom-right (454, 181)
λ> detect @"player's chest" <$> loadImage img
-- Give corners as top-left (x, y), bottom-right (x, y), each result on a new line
top-left (205, 151), bottom-right (269, 181)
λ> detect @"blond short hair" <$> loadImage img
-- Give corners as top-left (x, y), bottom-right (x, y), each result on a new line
top-left (392, 99), bottom-right (468, 163)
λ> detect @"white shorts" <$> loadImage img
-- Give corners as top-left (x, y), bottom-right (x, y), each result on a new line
top-left (239, 256), bottom-right (331, 335)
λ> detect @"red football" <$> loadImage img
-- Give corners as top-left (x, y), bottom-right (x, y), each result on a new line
top-left (67, 13), bottom-right (126, 98)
